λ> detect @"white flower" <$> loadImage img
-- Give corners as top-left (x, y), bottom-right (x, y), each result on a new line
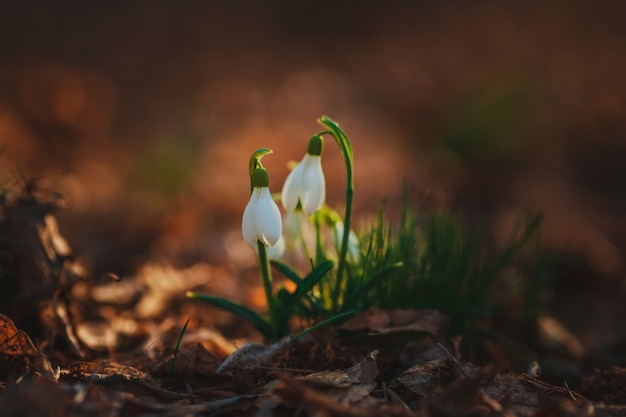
top-left (265, 234), bottom-right (285, 261)
top-left (283, 210), bottom-right (304, 245)
top-left (333, 221), bottom-right (360, 262)
top-left (242, 185), bottom-right (282, 249)
top-left (281, 148), bottom-right (325, 216)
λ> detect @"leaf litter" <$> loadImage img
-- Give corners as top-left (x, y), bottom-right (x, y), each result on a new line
top-left (2, 182), bottom-right (626, 416)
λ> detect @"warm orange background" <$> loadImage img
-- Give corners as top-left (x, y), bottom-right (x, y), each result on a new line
top-left (1, 1), bottom-right (625, 294)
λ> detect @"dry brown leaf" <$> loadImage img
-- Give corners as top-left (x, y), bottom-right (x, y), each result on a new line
top-left (216, 337), bottom-right (290, 373)
top-left (340, 308), bottom-right (449, 338)
top-left (393, 358), bottom-right (453, 398)
top-left (68, 359), bottom-right (154, 384)
top-left (537, 315), bottom-right (586, 359)
top-left (386, 387), bottom-right (413, 413)
top-left (0, 184), bottom-right (86, 355)
top-left (122, 393), bottom-right (259, 417)
top-left (581, 367), bottom-right (626, 404)
top-left (484, 373), bottom-right (538, 414)
top-left (0, 375), bottom-right (79, 417)
top-left (0, 313), bottom-right (55, 380)
top-left (517, 373), bottom-right (588, 403)
top-left (75, 321), bottom-right (119, 351)
top-left (299, 351), bottom-right (380, 406)
top-left (152, 343), bottom-right (221, 377)
top-left (301, 350), bottom-right (379, 387)
top-left (180, 326), bottom-right (238, 357)
top-left (133, 262), bottom-right (217, 318)
top-left (274, 373), bottom-right (413, 417)
top-left (428, 377), bottom-right (508, 417)
top-left (482, 372), bottom-right (568, 417)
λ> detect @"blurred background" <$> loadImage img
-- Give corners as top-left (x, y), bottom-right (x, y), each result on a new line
top-left (1, 1), bottom-right (626, 350)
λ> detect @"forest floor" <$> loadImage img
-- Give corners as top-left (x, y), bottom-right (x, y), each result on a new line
top-left (1, 184), bottom-right (626, 417)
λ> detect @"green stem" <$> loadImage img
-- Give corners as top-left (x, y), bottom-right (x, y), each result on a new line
top-left (317, 116), bottom-right (354, 312)
top-left (257, 240), bottom-right (276, 337)
top-left (314, 211), bottom-right (324, 265)
top-left (165, 317), bottom-right (190, 387)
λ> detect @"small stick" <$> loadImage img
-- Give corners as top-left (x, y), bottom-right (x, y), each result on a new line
top-left (437, 342), bottom-right (470, 379)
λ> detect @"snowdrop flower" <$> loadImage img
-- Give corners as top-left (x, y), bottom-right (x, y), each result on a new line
top-left (265, 234), bottom-right (285, 261)
top-left (283, 210), bottom-right (304, 246)
top-left (281, 135), bottom-right (325, 216)
top-left (242, 167), bottom-right (282, 249)
top-left (332, 220), bottom-right (360, 262)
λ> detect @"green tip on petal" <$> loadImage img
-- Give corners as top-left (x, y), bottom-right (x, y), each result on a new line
top-left (251, 148), bottom-right (273, 161)
top-left (249, 148), bottom-right (273, 192)
top-left (307, 135), bottom-right (324, 156)
top-left (252, 167), bottom-right (270, 188)
top-left (249, 147), bottom-right (273, 174)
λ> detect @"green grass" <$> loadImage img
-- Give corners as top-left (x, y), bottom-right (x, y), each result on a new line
top-left (339, 200), bottom-right (543, 336)
top-left (189, 115), bottom-right (546, 342)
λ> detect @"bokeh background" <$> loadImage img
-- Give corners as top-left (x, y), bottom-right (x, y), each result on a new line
top-left (2, 1), bottom-right (626, 350)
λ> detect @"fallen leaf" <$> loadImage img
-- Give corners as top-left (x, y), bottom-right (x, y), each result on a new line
top-left (68, 359), bottom-right (154, 384)
top-left (299, 351), bottom-right (380, 406)
top-left (0, 184), bottom-right (86, 355)
top-left (216, 337), bottom-right (290, 373)
top-left (536, 315), bottom-right (586, 359)
top-left (581, 367), bottom-right (626, 404)
top-left (152, 343), bottom-right (222, 377)
top-left (392, 358), bottom-right (453, 398)
top-left (428, 377), bottom-right (505, 417)
top-left (482, 372), bottom-right (587, 416)
top-left (340, 309), bottom-right (449, 338)
top-left (0, 375), bottom-right (77, 417)
top-left (273, 373), bottom-right (413, 417)
top-left (301, 350), bottom-right (379, 387)
top-left (0, 313), bottom-right (55, 380)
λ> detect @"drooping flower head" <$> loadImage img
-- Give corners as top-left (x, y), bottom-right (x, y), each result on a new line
top-left (332, 220), bottom-right (360, 262)
top-left (242, 161), bottom-right (282, 249)
top-left (265, 234), bottom-right (285, 260)
top-left (281, 135), bottom-right (325, 216)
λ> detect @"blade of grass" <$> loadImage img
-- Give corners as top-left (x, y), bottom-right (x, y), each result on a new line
top-left (165, 318), bottom-right (190, 387)
top-left (290, 310), bottom-right (358, 341)
top-left (341, 262), bottom-right (403, 311)
top-left (186, 291), bottom-right (272, 338)
top-left (270, 260), bottom-right (303, 285)
top-left (288, 260), bottom-right (334, 305)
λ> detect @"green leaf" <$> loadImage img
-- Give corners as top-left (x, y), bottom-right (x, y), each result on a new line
top-left (273, 260), bottom-right (334, 312)
top-left (186, 291), bottom-right (272, 338)
top-left (288, 260), bottom-right (334, 304)
top-left (166, 318), bottom-right (190, 387)
top-left (270, 260), bottom-right (303, 285)
top-left (342, 262), bottom-right (403, 311)
top-left (291, 310), bottom-right (358, 341)
top-left (271, 260), bottom-right (320, 316)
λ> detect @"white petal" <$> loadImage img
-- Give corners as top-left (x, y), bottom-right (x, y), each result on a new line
top-left (300, 155), bottom-right (325, 216)
top-left (283, 210), bottom-right (302, 244)
top-left (281, 158), bottom-right (305, 212)
top-left (348, 230), bottom-right (361, 261)
top-left (333, 221), bottom-right (360, 261)
top-left (242, 192), bottom-right (259, 248)
top-left (333, 221), bottom-right (345, 250)
top-left (255, 187), bottom-right (282, 246)
top-left (265, 235), bottom-right (285, 261)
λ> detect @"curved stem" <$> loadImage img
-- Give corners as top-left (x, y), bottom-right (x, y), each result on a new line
top-left (257, 240), bottom-right (276, 337)
top-left (249, 148), bottom-right (273, 193)
top-left (313, 211), bottom-right (324, 265)
top-left (317, 116), bottom-right (354, 312)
